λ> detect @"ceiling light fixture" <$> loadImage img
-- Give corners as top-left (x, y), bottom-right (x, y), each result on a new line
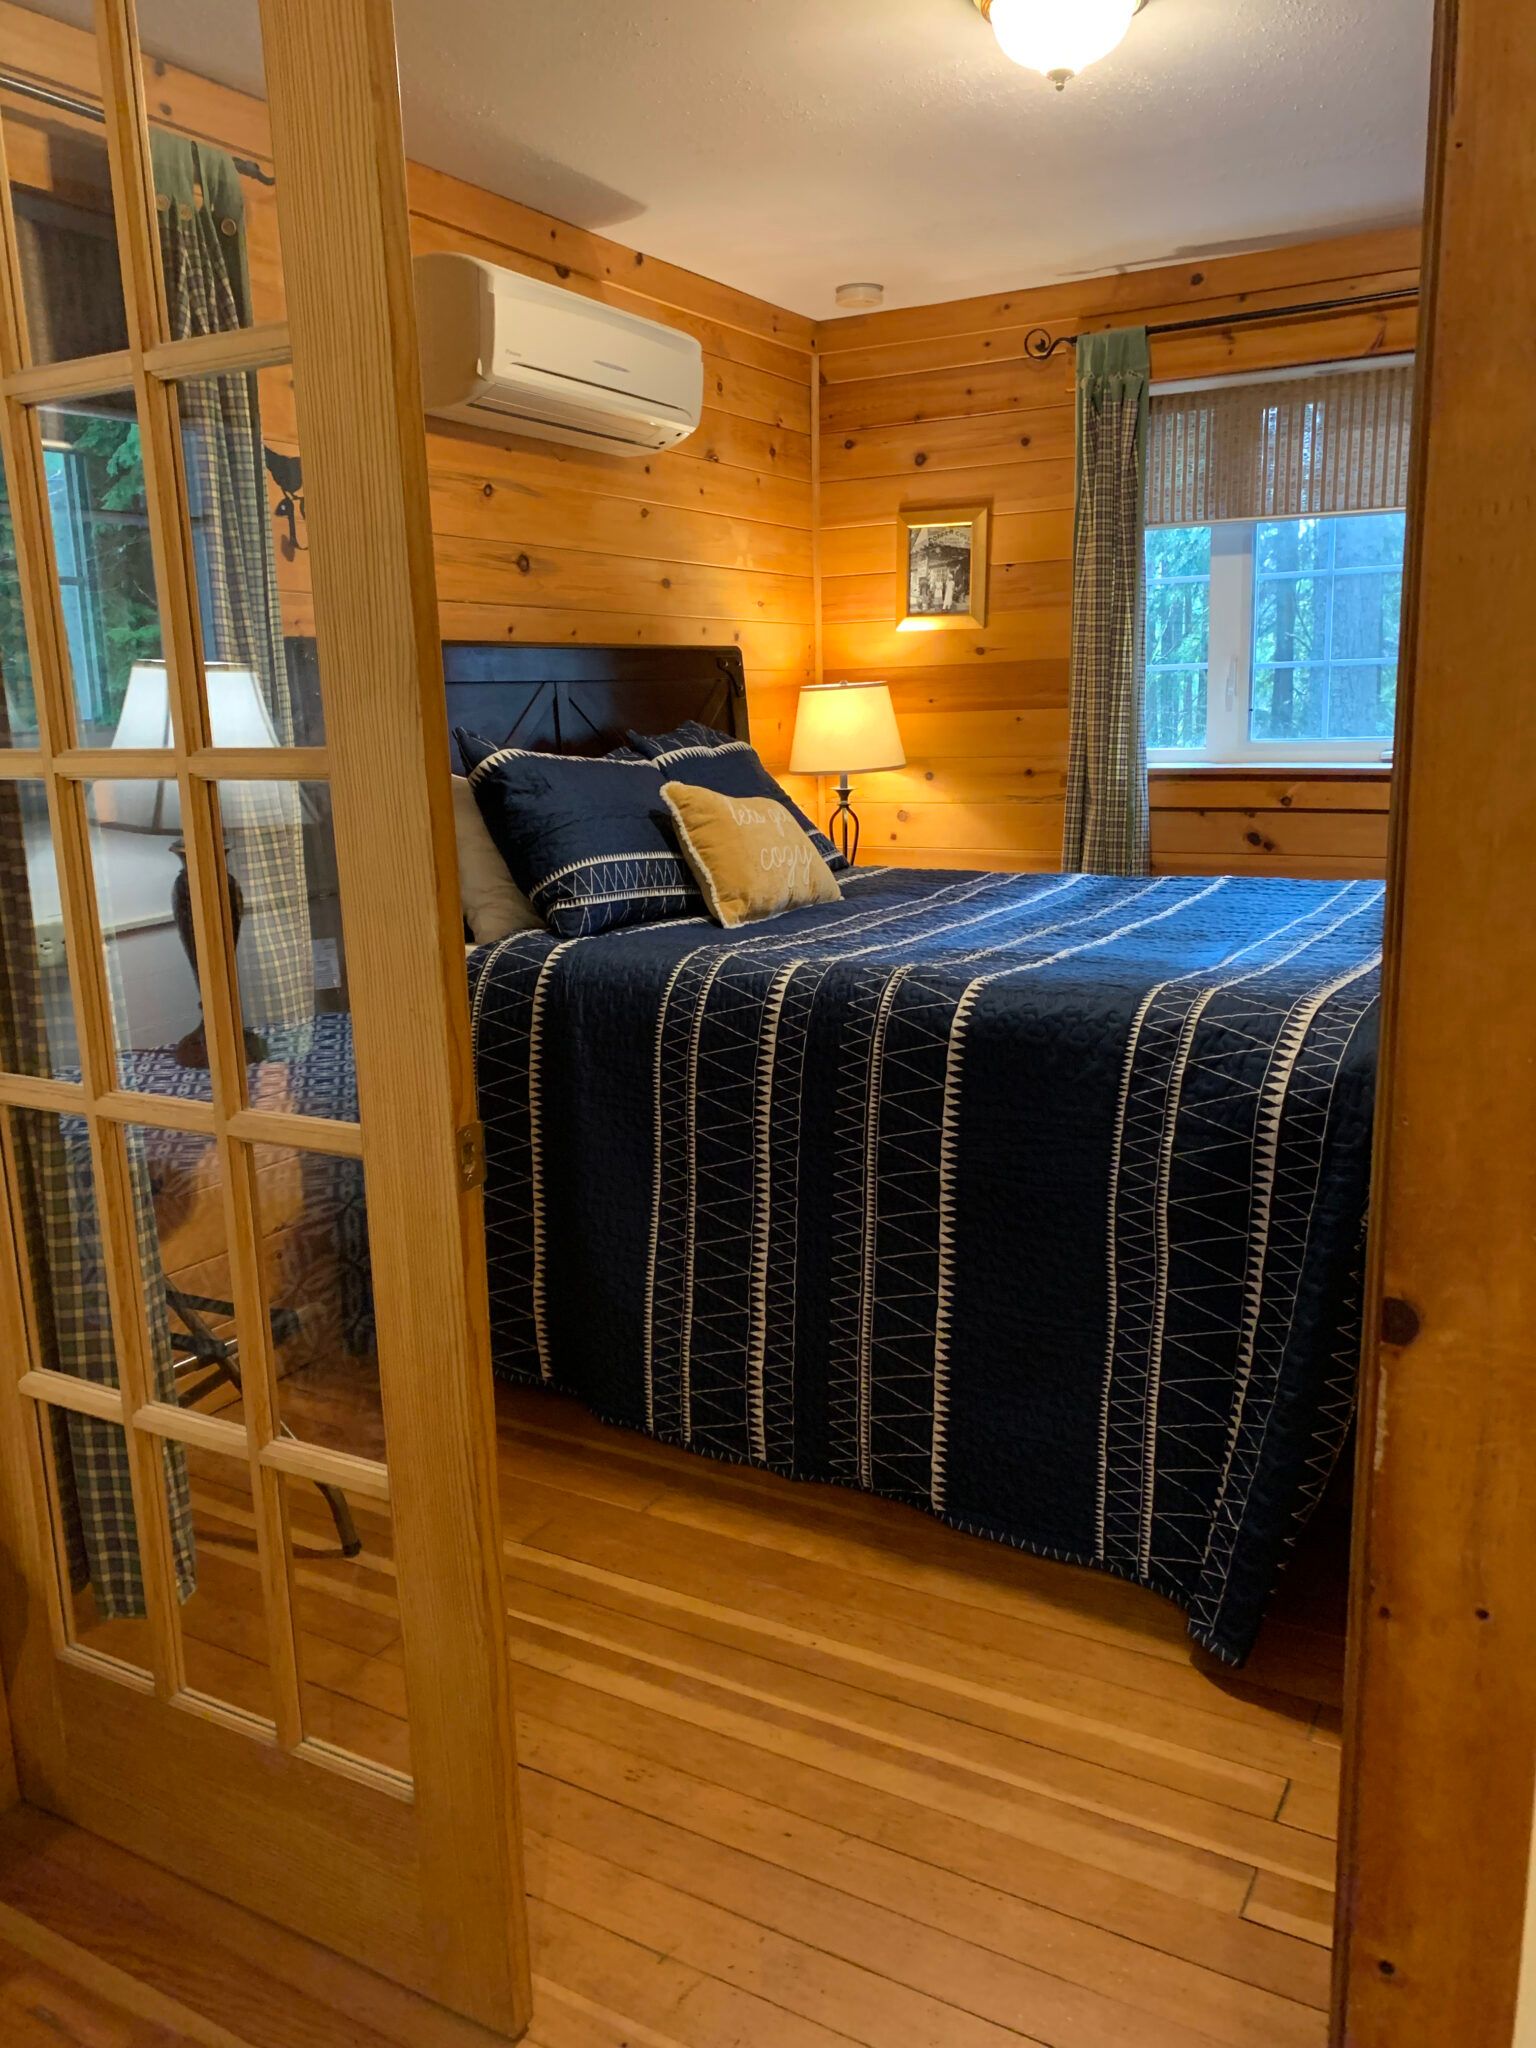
top-left (835, 282), bottom-right (885, 309)
top-left (974, 0), bottom-right (1147, 91)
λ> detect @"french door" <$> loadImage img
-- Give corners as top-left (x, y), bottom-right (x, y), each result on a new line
top-left (0, 0), bottom-right (529, 2036)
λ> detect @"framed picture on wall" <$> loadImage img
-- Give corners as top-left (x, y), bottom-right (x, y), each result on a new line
top-left (897, 503), bottom-right (990, 630)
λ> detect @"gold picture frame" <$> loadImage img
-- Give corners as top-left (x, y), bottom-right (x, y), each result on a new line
top-left (897, 502), bottom-right (990, 631)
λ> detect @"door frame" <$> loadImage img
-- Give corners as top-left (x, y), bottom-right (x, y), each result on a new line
top-left (1335, 0), bottom-right (1536, 2039)
top-left (0, 0), bottom-right (529, 2034)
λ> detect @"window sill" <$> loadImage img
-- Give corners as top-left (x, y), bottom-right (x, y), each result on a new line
top-left (1149, 762), bottom-right (1393, 779)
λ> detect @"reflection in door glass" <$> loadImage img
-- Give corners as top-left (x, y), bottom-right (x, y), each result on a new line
top-left (37, 395), bottom-right (164, 748)
top-left (0, 782), bottom-right (79, 1079)
top-left (285, 1474), bottom-right (410, 1776)
top-left (165, 1443), bottom-right (278, 1724)
top-left (5, 1107), bottom-right (196, 1637)
top-left (1, 456), bottom-right (39, 748)
top-left (178, 366), bottom-right (322, 745)
top-left (2, 4), bottom-right (130, 367)
top-left (250, 1142), bottom-right (381, 1464)
top-left (217, 780), bottom-right (349, 1099)
top-left (85, 778), bottom-right (211, 1099)
top-left (137, 0), bottom-right (286, 335)
top-left (50, 1416), bottom-right (152, 1671)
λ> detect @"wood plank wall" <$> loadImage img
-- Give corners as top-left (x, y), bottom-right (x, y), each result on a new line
top-left (0, 3), bottom-right (817, 783)
top-left (813, 232), bottom-right (1420, 877)
top-left (7, 2), bottom-right (1415, 869)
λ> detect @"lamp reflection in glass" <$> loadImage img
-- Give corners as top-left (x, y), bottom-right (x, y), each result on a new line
top-left (103, 659), bottom-right (294, 1067)
top-left (789, 680), bottom-right (904, 866)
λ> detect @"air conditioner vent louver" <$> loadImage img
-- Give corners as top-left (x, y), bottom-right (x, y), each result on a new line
top-left (466, 388), bottom-right (673, 452)
top-left (414, 252), bottom-right (703, 458)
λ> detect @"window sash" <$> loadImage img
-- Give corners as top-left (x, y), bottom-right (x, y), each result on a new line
top-left (1147, 520), bottom-right (1398, 766)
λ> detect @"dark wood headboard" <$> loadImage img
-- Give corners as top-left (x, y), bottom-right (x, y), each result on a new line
top-left (442, 642), bottom-right (749, 769)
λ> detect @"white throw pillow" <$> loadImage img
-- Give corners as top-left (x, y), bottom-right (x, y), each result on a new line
top-left (452, 774), bottom-right (544, 942)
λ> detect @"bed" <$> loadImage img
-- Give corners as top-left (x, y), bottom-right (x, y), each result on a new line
top-left (449, 644), bottom-right (1381, 1666)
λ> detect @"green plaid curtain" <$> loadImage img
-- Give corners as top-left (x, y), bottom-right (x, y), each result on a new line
top-left (1062, 328), bottom-right (1151, 876)
top-left (152, 135), bottom-right (312, 1036)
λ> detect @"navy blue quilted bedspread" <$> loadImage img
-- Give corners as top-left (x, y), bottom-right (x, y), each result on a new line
top-left (468, 865), bottom-right (1382, 1663)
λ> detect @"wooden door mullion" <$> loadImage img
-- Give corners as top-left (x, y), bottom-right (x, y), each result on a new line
top-left (92, 0), bottom-right (169, 354)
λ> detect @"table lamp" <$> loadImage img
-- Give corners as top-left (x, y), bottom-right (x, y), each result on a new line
top-left (105, 659), bottom-right (295, 1065)
top-left (789, 679), bottom-right (904, 865)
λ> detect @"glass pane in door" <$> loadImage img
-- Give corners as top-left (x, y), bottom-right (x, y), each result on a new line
top-left (3, 1106), bottom-right (120, 1389)
top-left (0, 781), bottom-right (78, 1078)
top-left (169, 1444), bottom-right (278, 1722)
top-left (1, 455), bottom-right (39, 746)
top-left (121, 1121), bottom-right (242, 1424)
top-left (217, 780), bottom-right (348, 1100)
top-left (285, 1475), bottom-right (409, 1775)
top-left (35, 394), bottom-right (165, 747)
top-left (2, 4), bottom-right (130, 366)
top-left (136, 0), bottom-right (287, 335)
top-left (176, 365), bottom-right (321, 745)
top-left (84, 778), bottom-right (210, 1095)
top-left (46, 1414), bottom-right (152, 1670)
top-left (251, 1141), bottom-right (381, 1462)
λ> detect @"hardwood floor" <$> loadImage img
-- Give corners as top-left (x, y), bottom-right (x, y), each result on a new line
top-left (2, 1379), bottom-right (1346, 2047)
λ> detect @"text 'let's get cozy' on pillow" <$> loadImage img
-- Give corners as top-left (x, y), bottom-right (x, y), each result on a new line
top-left (661, 780), bottom-right (841, 928)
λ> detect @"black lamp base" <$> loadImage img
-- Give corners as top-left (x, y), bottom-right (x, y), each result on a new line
top-left (830, 774), bottom-right (860, 865)
top-left (169, 840), bottom-right (268, 1070)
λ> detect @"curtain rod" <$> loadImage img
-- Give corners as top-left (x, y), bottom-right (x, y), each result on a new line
top-left (1022, 285), bottom-right (1419, 361)
top-left (0, 69), bottom-right (276, 186)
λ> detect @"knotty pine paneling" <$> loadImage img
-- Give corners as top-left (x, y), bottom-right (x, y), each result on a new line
top-left (814, 230), bottom-right (1419, 874)
top-left (8, 4), bottom-right (1408, 865)
top-left (1150, 772), bottom-right (1392, 879)
top-left (0, 2), bottom-right (816, 782)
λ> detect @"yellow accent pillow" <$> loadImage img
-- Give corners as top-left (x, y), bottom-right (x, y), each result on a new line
top-left (661, 780), bottom-right (842, 928)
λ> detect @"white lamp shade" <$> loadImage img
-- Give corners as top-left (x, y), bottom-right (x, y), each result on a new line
top-left (790, 681), bottom-right (905, 776)
top-left (103, 659), bottom-right (295, 831)
top-left (987, 0), bottom-right (1137, 80)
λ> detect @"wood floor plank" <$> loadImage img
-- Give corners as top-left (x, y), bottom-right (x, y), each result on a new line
top-left (506, 1531), bottom-right (1339, 1796)
top-left (510, 1628), bottom-right (1261, 1910)
top-left (526, 1765), bottom-right (1324, 2048)
top-left (504, 1595), bottom-right (1333, 1886)
top-left (503, 1557), bottom-right (1290, 1814)
top-left (0, 1811), bottom-right (504, 2048)
top-left (525, 1976), bottom-right (691, 2047)
top-left (530, 1831), bottom-right (1051, 2048)
top-left (521, 1499), bottom-right (1332, 1735)
top-left (531, 1897), bottom-right (867, 2048)
top-left (16, 1378), bottom-right (1345, 2048)
top-left (644, 1470), bottom-right (1348, 1732)
top-left (1277, 1779), bottom-right (1341, 1839)
top-left (0, 1908), bottom-right (247, 2048)
top-left (1243, 1876), bottom-right (1336, 1949)
top-left (512, 1662), bottom-right (1331, 2005)
top-left (518, 1711), bottom-right (1328, 2046)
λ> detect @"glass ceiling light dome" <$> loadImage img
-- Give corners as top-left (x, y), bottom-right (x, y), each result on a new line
top-left (977, 0), bottom-right (1145, 90)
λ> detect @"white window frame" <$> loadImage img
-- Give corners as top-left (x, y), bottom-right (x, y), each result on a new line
top-left (1146, 516), bottom-right (1401, 768)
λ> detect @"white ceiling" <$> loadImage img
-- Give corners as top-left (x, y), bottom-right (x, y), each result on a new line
top-left (126, 0), bottom-right (1434, 320)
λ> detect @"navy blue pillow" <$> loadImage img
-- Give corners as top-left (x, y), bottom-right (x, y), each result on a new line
top-left (456, 732), bottom-right (703, 938)
top-left (625, 729), bottom-right (849, 873)
top-left (625, 718), bottom-right (733, 757)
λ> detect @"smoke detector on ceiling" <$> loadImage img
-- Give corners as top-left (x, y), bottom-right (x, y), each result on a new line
top-left (835, 282), bottom-right (885, 310)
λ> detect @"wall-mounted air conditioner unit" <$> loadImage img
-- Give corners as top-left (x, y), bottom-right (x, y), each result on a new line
top-left (413, 252), bottom-right (703, 457)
